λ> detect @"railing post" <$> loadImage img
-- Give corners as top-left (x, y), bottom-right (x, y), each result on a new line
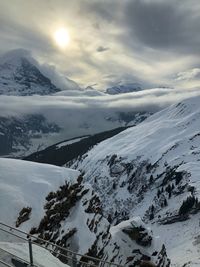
top-left (72, 253), bottom-right (77, 267)
top-left (28, 238), bottom-right (34, 266)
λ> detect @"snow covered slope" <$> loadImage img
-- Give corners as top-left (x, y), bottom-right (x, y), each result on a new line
top-left (0, 158), bottom-right (79, 229)
top-left (71, 95), bottom-right (200, 267)
top-left (0, 158), bottom-right (169, 267)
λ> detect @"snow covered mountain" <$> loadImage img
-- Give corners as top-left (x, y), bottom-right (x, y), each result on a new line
top-left (0, 158), bottom-right (169, 267)
top-left (106, 82), bottom-right (142, 95)
top-left (0, 49), bottom-right (62, 95)
top-left (69, 95), bottom-right (200, 267)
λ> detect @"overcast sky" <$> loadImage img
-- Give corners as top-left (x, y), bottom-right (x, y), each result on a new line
top-left (0, 0), bottom-right (200, 90)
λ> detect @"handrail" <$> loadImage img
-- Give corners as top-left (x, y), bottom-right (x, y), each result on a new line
top-left (0, 247), bottom-right (36, 267)
top-left (0, 222), bottom-right (123, 267)
top-left (0, 227), bottom-right (27, 242)
top-left (0, 259), bottom-right (13, 267)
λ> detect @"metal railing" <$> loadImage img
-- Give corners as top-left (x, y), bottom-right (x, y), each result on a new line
top-left (0, 222), bottom-right (123, 267)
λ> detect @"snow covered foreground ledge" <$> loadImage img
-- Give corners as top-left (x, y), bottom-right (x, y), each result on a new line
top-left (0, 158), bottom-right (80, 233)
top-left (0, 158), bottom-right (170, 267)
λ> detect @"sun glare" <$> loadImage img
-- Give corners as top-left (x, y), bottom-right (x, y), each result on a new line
top-left (54, 28), bottom-right (70, 49)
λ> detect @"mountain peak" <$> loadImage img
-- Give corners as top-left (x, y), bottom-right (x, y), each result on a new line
top-left (106, 82), bottom-right (142, 95)
top-left (0, 49), bottom-right (60, 96)
top-left (0, 49), bottom-right (31, 65)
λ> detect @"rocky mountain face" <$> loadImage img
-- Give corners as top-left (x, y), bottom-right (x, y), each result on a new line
top-left (0, 53), bottom-right (61, 96)
top-left (106, 82), bottom-right (142, 95)
top-left (0, 114), bottom-right (60, 156)
top-left (0, 158), bottom-right (170, 267)
top-left (68, 96), bottom-right (200, 267)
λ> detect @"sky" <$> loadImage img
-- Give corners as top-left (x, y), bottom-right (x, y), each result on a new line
top-left (0, 0), bottom-right (200, 90)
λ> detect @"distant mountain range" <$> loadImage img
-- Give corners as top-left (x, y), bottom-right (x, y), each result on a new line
top-left (106, 82), bottom-right (142, 95)
top-left (0, 49), bottom-right (153, 157)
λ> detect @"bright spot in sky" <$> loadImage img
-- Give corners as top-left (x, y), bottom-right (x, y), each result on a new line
top-left (54, 28), bottom-right (70, 48)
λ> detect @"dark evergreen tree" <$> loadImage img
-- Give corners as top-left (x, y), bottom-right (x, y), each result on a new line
top-left (157, 189), bottom-right (161, 198)
top-left (151, 205), bottom-right (155, 213)
top-left (175, 172), bottom-right (183, 185)
top-left (164, 198), bottom-right (168, 207)
top-left (165, 184), bottom-right (171, 194)
top-left (149, 175), bottom-right (154, 184)
top-left (113, 181), bottom-right (116, 190)
top-left (195, 197), bottom-right (199, 207)
top-left (179, 195), bottom-right (195, 215)
top-left (149, 213), bottom-right (154, 220)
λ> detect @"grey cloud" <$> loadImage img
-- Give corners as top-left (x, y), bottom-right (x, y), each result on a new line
top-left (0, 0), bottom-right (200, 90)
top-left (0, 15), bottom-right (56, 55)
top-left (0, 87), bottom-right (200, 119)
top-left (124, 0), bottom-right (200, 54)
top-left (80, 0), bottom-right (118, 22)
top-left (176, 68), bottom-right (200, 81)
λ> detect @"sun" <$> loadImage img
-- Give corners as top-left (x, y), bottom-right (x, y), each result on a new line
top-left (54, 28), bottom-right (70, 49)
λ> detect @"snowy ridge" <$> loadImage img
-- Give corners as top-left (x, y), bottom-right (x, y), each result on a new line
top-left (71, 95), bottom-right (200, 267)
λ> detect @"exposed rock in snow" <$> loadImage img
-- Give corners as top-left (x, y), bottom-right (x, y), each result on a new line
top-left (106, 82), bottom-right (142, 95)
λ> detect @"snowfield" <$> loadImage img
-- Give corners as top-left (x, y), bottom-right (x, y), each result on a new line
top-left (0, 158), bottom-right (79, 235)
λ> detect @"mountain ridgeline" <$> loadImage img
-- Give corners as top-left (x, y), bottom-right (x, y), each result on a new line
top-left (68, 96), bottom-right (200, 266)
top-left (0, 56), bottom-right (60, 96)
